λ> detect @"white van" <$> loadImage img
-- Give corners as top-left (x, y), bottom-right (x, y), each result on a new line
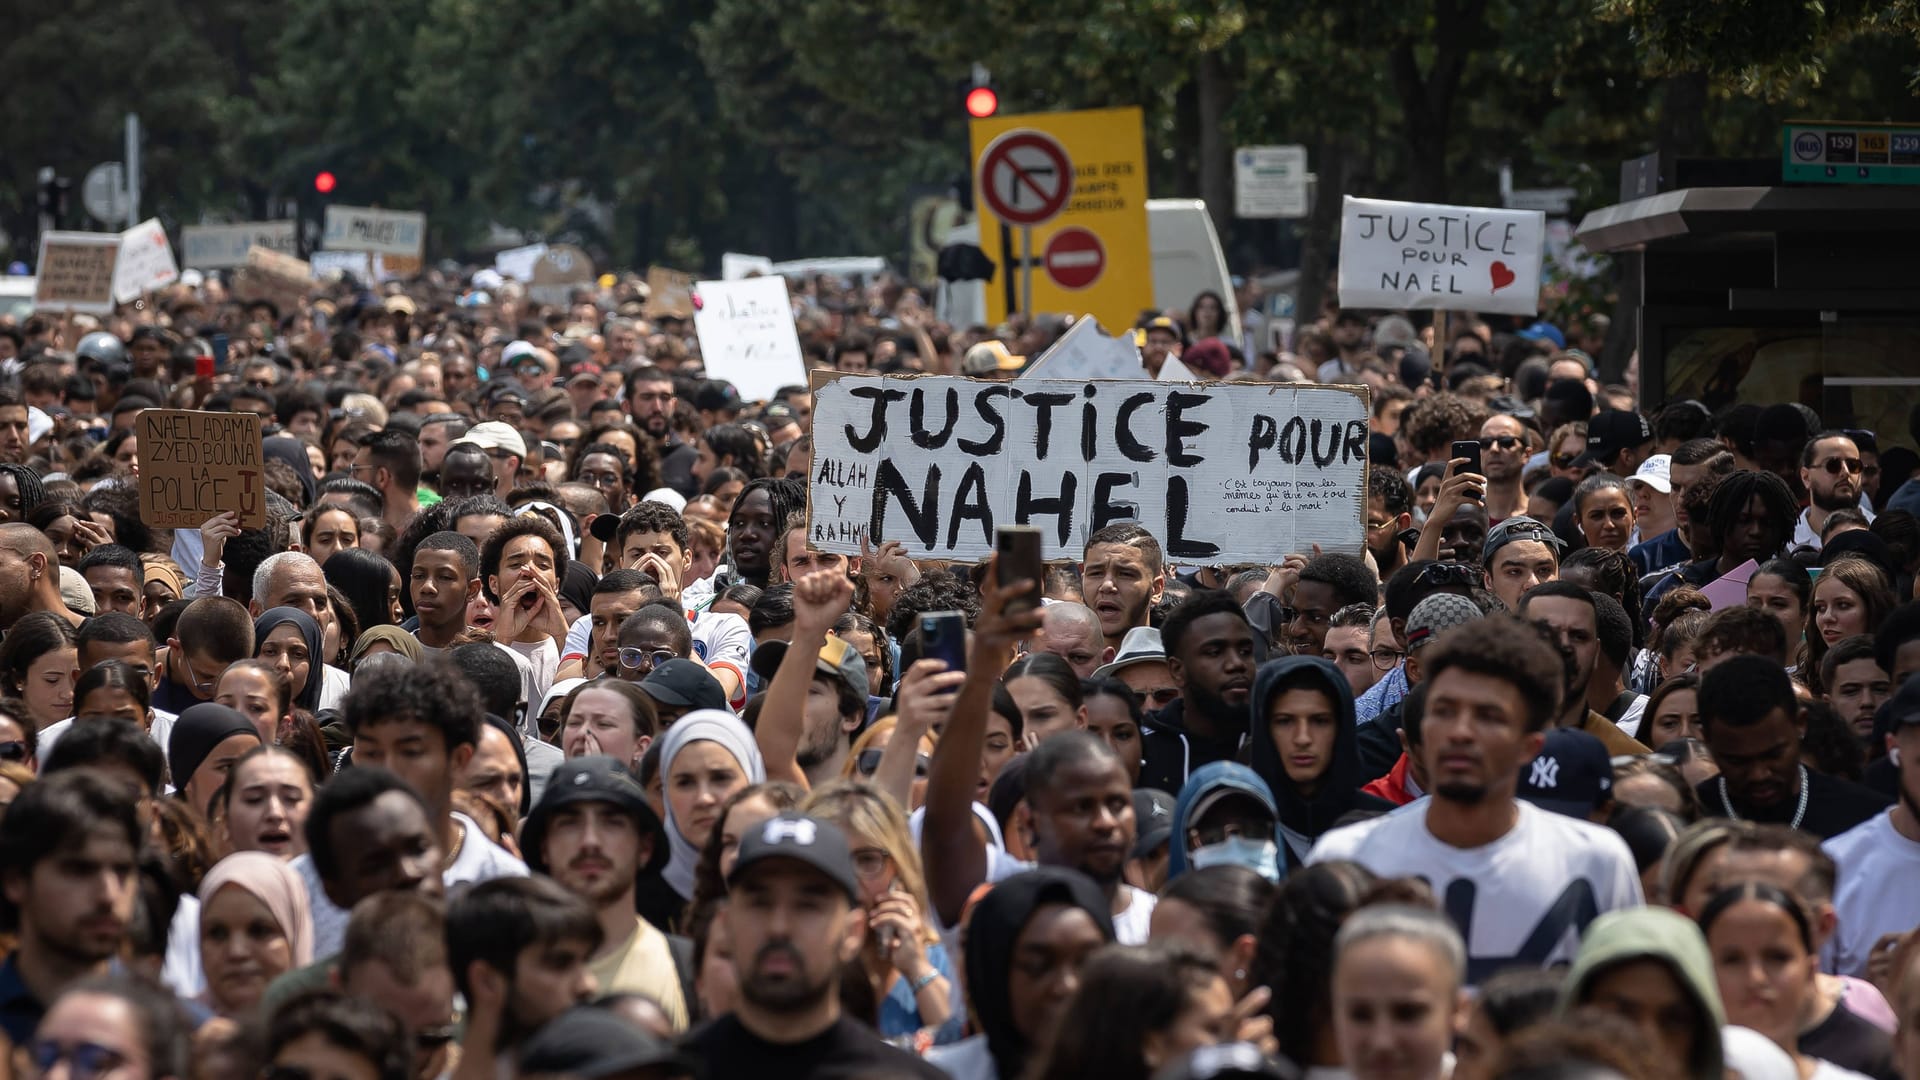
top-left (936, 200), bottom-right (1240, 344)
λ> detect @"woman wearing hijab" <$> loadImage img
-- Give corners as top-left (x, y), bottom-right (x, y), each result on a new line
top-left (925, 867), bottom-right (1116, 1080)
top-left (263, 436), bottom-right (317, 507)
top-left (348, 625), bottom-right (423, 670)
top-left (1249, 655), bottom-right (1395, 870)
top-left (253, 607), bottom-right (324, 714)
top-left (170, 702), bottom-right (264, 815)
top-left (658, 709), bottom-right (765, 904)
top-left (198, 850), bottom-right (314, 1018)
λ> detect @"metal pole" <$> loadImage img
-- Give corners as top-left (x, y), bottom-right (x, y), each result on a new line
top-left (125, 113), bottom-right (141, 225)
top-left (1020, 227), bottom-right (1033, 315)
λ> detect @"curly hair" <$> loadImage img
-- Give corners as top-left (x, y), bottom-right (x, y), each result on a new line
top-left (1401, 392), bottom-right (1488, 458)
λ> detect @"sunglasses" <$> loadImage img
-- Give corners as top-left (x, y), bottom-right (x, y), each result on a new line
top-left (1818, 457), bottom-right (1863, 476)
top-left (856, 748), bottom-right (930, 776)
top-left (1478, 435), bottom-right (1522, 451)
top-left (0, 740), bottom-right (26, 762)
top-left (30, 1040), bottom-right (128, 1080)
top-left (618, 647), bottom-right (676, 670)
top-left (1132, 686), bottom-right (1182, 709)
top-left (1550, 454), bottom-right (1579, 469)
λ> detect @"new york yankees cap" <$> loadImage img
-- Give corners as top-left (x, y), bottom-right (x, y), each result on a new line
top-left (727, 812), bottom-right (860, 902)
top-left (1516, 728), bottom-right (1613, 819)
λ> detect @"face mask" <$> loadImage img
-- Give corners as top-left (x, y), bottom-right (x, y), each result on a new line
top-left (1190, 835), bottom-right (1281, 882)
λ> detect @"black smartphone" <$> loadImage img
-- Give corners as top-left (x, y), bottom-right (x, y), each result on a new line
top-left (996, 525), bottom-right (1044, 615)
top-left (920, 610), bottom-right (968, 684)
top-left (211, 333), bottom-right (230, 374)
top-left (1450, 439), bottom-right (1483, 478)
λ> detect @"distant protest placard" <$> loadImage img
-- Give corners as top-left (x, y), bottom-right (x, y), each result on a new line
top-left (33, 232), bottom-right (121, 315)
top-left (138, 410), bottom-right (267, 529)
top-left (806, 373), bottom-right (1369, 563)
top-left (692, 275), bottom-right (806, 403)
top-left (1337, 196), bottom-right (1544, 316)
top-left (643, 266), bottom-right (695, 319)
top-left (113, 218), bottom-right (180, 303)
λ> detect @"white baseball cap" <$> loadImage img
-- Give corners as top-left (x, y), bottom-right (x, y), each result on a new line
top-left (458, 421), bottom-right (527, 461)
top-left (1629, 453), bottom-right (1672, 494)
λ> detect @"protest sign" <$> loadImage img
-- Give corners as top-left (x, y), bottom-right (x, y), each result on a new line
top-left (33, 232), bottom-right (121, 314)
top-left (1337, 196), bottom-right (1545, 316)
top-left (113, 218), bottom-right (180, 303)
top-left (527, 245), bottom-right (594, 307)
top-left (1020, 316), bottom-right (1198, 382)
top-left (692, 275), bottom-right (806, 403)
top-left (644, 266), bottom-right (696, 318)
top-left (806, 373), bottom-right (1369, 563)
top-left (231, 246), bottom-right (313, 312)
top-left (138, 410), bottom-right (267, 529)
top-left (310, 251), bottom-right (372, 280)
top-left (494, 243), bottom-right (547, 282)
top-left (322, 206), bottom-right (426, 257)
top-left (721, 252), bottom-right (774, 280)
top-left (182, 222), bottom-right (298, 269)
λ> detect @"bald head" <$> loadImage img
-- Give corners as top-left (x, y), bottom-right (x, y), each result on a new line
top-left (1036, 602), bottom-right (1105, 679)
top-left (0, 521), bottom-right (54, 561)
top-left (0, 521), bottom-right (59, 627)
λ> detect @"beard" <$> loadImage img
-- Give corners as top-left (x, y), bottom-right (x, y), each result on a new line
top-left (1435, 779), bottom-right (1489, 805)
top-left (562, 861), bottom-right (635, 908)
top-left (740, 941), bottom-right (835, 1012)
top-left (795, 713), bottom-right (844, 769)
top-left (1813, 482), bottom-right (1857, 512)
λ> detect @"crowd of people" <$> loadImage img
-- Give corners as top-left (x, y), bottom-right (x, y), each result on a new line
top-left (0, 268), bottom-right (1919, 1080)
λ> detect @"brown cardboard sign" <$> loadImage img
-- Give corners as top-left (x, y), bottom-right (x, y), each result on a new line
top-left (138, 410), bottom-right (267, 529)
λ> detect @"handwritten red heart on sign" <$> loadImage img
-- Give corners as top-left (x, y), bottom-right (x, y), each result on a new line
top-left (1489, 262), bottom-right (1516, 292)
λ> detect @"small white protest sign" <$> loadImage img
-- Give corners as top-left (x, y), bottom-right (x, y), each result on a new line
top-left (1337, 196), bottom-right (1544, 316)
top-left (1020, 317), bottom-right (1146, 381)
top-left (691, 276), bottom-right (806, 403)
top-left (494, 243), bottom-right (547, 282)
top-left (182, 222), bottom-right (298, 269)
top-left (806, 373), bottom-right (1369, 563)
top-left (721, 252), bottom-right (774, 280)
top-left (113, 218), bottom-right (179, 303)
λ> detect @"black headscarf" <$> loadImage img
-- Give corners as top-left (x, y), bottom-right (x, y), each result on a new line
top-left (168, 702), bottom-right (262, 793)
top-left (263, 436), bottom-right (317, 507)
top-left (253, 606), bottom-right (325, 713)
top-left (963, 867), bottom-right (1115, 1080)
top-left (1248, 655), bottom-right (1392, 868)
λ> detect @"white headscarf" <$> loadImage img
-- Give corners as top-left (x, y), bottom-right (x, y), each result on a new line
top-left (658, 709), bottom-right (765, 899)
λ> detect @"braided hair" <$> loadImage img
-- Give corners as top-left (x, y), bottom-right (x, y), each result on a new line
top-left (0, 464), bottom-right (47, 521)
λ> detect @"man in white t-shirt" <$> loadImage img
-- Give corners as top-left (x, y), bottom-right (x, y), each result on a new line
top-left (1310, 612), bottom-right (1642, 983)
top-left (1825, 675), bottom-right (1920, 977)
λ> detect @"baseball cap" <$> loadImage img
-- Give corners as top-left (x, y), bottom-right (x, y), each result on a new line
top-left (566, 366), bottom-right (603, 388)
top-left (1482, 516), bottom-right (1566, 565)
top-left (728, 812), bottom-right (860, 902)
top-left (521, 756), bottom-right (668, 876)
top-left (383, 294), bottom-right (417, 316)
top-left (1515, 321), bottom-right (1568, 350)
top-left (1373, 315), bottom-right (1418, 350)
top-left (500, 340), bottom-right (538, 364)
top-left (748, 636), bottom-right (870, 700)
top-left (1404, 593), bottom-right (1482, 651)
top-left (1876, 674), bottom-right (1920, 730)
top-left (637, 659), bottom-right (729, 712)
top-left (518, 1005), bottom-right (697, 1079)
top-left (1517, 728), bottom-right (1613, 818)
top-left (1630, 453), bottom-right (1673, 495)
top-left (1092, 626), bottom-right (1167, 680)
top-left (961, 340), bottom-right (1026, 375)
top-left (1574, 410), bottom-right (1653, 469)
top-left (458, 421), bottom-right (527, 461)
top-left (1131, 788), bottom-right (1176, 859)
top-left (59, 566), bottom-right (96, 616)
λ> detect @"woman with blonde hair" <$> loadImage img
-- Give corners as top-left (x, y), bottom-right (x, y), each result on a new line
top-left (800, 779), bottom-right (957, 1043)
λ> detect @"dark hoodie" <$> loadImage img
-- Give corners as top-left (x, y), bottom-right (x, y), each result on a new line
top-left (1249, 655), bottom-right (1393, 868)
top-left (955, 868), bottom-right (1115, 1080)
top-left (1139, 696), bottom-right (1247, 794)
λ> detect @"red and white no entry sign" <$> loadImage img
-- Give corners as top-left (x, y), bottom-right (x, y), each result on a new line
top-left (1042, 227), bottom-right (1105, 290)
top-left (977, 129), bottom-right (1073, 228)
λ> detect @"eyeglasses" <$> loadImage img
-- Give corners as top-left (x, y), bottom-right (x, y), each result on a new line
top-left (856, 749), bottom-right (930, 777)
top-left (1131, 686), bottom-right (1182, 710)
top-left (618, 647), bottom-right (676, 671)
top-left (851, 847), bottom-right (893, 879)
top-left (0, 740), bottom-right (26, 762)
top-left (1370, 647), bottom-right (1404, 671)
top-left (29, 1039), bottom-right (128, 1080)
top-left (1478, 435), bottom-right (1522, 451)
top-left (1818, 457), bottom-right (1863, 476)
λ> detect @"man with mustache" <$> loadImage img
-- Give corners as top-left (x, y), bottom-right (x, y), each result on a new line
top-left (686, 813), bottom-right (943, 1077)
top-left (522, 756), bottom-right (688, 1032)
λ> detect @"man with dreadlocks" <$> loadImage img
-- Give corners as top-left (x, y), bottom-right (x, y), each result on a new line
top-left (1645, 469), bottom-right (1800, 609)
top-left (0, 463), bottom-right (47, 525)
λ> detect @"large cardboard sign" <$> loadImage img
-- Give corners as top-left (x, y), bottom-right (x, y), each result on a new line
top-left (323, 206), bottom-right (426, 257)
top-left (1337, 197), bottom-right (1545, 316)
top-left (806, 373), bottom-right (1369, 563)
top-left (691, 276), bottom-right (806, 403)
top-left (33, 232), bottom-right (121, 314)
top-left (643, 266), bottom-right (695, 319)
top-left (182, 222), bottom-right (298, 269)
top-left (138, 410), bottom-right (267, 529)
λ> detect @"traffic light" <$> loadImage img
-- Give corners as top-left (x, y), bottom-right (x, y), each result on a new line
top-left (36, 169), bottom-right (72, 227)
top-left (963, 63), bottom-right (997, 118)
top-left (313, 171), bottom-right (337, 194)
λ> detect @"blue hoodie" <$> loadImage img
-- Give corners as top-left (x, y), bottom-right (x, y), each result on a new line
top-left (1167, 761), bottom-right (1279, 880)
top-left (1249, 655), bottom-right (1394, 868)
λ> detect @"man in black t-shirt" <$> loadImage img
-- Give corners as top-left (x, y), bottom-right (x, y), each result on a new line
top-left (682, 813), bottom-right (941, 1078)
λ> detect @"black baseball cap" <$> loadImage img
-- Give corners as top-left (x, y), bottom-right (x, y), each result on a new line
top-left (1517, 729), bottom-right (1613, 818)
top-left (521, 756), bottom-right (668, 876)
top-left (638, 659), bottom-right (729, 711)
top-left (1574, 410), bottom-right (1653, 469)
top-left (518, 1005), bottom-right (697, 1078)
top-left (1132, 788), bottom-right (1177, 859)
top-left (728, 812), bottom-right (860, 902)
top-left (1877, 673), bottom-right (1920, 730)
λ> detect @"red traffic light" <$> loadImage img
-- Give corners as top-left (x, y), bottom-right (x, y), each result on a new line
top-left (314, 171), bottom-right (337, 194)
top-left (965, 87), bottom-right (999, 118)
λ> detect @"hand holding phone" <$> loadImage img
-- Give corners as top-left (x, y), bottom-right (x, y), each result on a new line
top-left (1450, 440), bottom-right (1484, 501)
top-left (996, 525), bottom-right (1043, 615)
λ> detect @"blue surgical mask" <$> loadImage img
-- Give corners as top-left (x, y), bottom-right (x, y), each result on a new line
top-left (1190, 835), bottom-right (1281, 882)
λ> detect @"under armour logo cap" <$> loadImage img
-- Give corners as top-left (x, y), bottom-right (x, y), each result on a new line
top-left (728, 812), bottom-right (859, 901)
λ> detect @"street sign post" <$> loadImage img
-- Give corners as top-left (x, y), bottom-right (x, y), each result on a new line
top-left (82, 163), bottom-right (129, 227)
top-left (1042, 227), bottom-right (1104, 290)
top-left (976, 128), bottom-right (1072, 317)
top-left (1235, 146), bottom-right (1309, 218)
